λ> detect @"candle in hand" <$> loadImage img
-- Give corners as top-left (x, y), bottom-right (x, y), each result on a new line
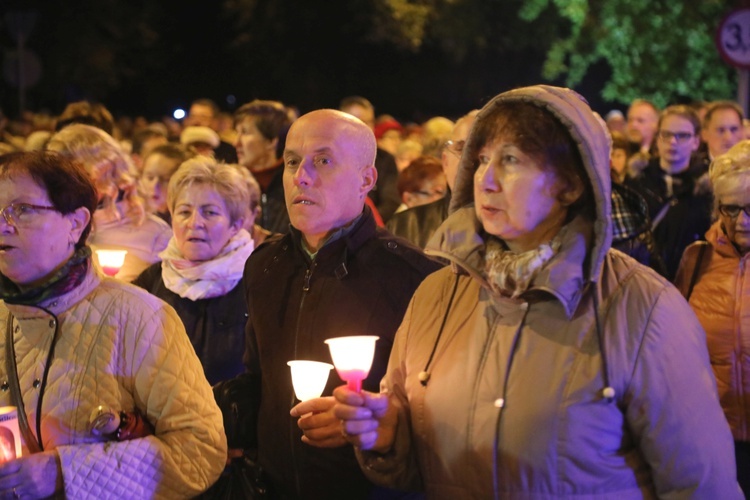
top-left (324, 336), bottom-right (379, 393)
top-left (287, 360), bottom-right (334, 401)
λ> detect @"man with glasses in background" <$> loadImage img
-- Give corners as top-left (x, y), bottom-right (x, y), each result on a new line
top-left (629, 105), bottom-right (710, 279)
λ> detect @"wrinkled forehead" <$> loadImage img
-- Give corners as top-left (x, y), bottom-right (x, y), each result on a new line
top-left (288, 117), bottom-right (374, 161)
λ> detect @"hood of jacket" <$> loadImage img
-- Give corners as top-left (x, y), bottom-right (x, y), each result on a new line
top-left (437, 85), bottom-right (612, 283)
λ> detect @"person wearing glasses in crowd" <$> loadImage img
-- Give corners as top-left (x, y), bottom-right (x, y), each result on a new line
top-left (0, 151), bottom-right (226, 499)
top-left (674, 140), bottom-right (750, 498)
top-left (629, 105), bottom-right (709, 279)
top-left (387, 111), bottom-right (478, 248)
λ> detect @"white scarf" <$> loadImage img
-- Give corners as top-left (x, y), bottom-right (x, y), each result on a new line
top-left (160, 229), bottom-right (255, 300)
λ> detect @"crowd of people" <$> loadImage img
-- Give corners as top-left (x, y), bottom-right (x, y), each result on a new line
top-left (0, 87), bottom-right (748, 498)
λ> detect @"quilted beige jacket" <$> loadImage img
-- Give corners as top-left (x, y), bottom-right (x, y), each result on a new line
top-left (0, 264), bottom-right (227, 499)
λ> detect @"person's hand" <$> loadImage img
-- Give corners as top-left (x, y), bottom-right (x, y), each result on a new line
top-left (290, 396), bottom-right (347, 448)
top-left (333, 386), bottom-right (397, 454)
top-left (0, 450), bottom-right (63, 499)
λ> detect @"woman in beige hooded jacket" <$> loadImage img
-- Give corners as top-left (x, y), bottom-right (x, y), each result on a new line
top-left (335, 86), bottom-right (740, 499)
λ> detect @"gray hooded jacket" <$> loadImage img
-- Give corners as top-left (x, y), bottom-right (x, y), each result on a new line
top-left (357, 86), bottom-right (740, 499)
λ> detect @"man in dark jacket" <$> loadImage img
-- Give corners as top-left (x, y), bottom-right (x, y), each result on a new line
top-left (243, 109), bottom-right (441, 499)
top-left (628, 105), bottom-right (709, 280)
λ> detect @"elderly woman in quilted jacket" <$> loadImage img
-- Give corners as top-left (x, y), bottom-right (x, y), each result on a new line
top-left (0, 151), bottom-right (226, 499)
top-left (334, 86), bottom-right (741, 498)
top-left (675, 140), bottom-right (750, 497)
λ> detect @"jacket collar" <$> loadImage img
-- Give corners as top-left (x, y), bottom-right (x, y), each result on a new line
top-left (706, 220), bottom-right (749, 261)
top-left (427, 206), bottom-right (591, 318)
top-left (288, 207), bottom-right (377, 271)
top-left (4, 264), bottom-right (102, 320)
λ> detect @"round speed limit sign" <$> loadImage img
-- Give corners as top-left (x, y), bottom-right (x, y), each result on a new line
top-left (718, 8), bottom-right (750, 69)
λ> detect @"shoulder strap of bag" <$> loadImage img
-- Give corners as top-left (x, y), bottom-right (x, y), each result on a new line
top-left (650, 199), bottom-right (676, 231)
top-left (5, 313), bottom-right (43, 453)
top-left (686, 243), bottom-right (708, 301)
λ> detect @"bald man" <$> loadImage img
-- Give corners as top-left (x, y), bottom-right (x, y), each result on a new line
top-left (243, 109), bottom-right (441, 498)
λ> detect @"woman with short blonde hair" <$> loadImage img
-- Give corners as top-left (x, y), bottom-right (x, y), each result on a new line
top-left (135, 156), bottom-right (257, 385)
top-left (675, 139), bottom-right (750, 496)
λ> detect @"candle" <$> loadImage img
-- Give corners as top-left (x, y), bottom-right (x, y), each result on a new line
top-left (95, 249), bottom-right (128, 277)
top-left (287, 360), bottom-right (334, 401)
top-left (324, 336), bottom-right (379, 393)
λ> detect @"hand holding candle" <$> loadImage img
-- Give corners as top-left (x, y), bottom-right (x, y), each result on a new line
top-left (324, 336), bottom-right (379, 393)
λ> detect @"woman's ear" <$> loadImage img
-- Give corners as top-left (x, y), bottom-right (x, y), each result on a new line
top-left (559, 176), bottom-right (585, 206)
top-left (230, 217), bottom-right (244, 236)
top-left (67, 207), bottom-right (91, 244)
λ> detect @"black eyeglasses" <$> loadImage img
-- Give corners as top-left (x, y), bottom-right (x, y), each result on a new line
top-left (443, 140), bottom-right (465, 157)
top-left (718, 204), bottom-right (750, 218)
top-left (657, 130), bottom-right (694, 143)
top-left (0, 203), bottom-right (58, 227)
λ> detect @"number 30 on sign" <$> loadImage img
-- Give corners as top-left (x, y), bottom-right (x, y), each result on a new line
top-left (718, 8), bottom-right (750, 69)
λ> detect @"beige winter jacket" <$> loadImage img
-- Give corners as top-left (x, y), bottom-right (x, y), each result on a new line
top-left (0, 264), bottom-right (227, 499)
top-left (358, 86), bottom-right (740, 499)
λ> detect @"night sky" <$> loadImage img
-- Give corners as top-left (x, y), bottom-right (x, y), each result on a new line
top-left (1, 1), bottom-right (619, 123)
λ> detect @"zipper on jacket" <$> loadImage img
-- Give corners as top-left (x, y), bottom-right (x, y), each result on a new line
top-left (291, 260), bottom-right (316, 498)
top-left (738, 257), bottom-right (747, 439)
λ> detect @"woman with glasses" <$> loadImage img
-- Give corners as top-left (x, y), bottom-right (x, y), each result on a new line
top-left (675, 139), bottom-right (750, 497)
top-left (0, 151), bottom-right (226, 498)
top-left (628, 105), bottom-right (710, 279)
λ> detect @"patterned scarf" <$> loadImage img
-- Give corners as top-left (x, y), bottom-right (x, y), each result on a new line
top-left (0, 246), bottom-right (92, 306)
top-left (160, 229), bottom-right (255, 301)
top-left (484, 235), bottom-right (562, 299)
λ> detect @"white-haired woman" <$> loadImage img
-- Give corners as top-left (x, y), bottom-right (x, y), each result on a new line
top-left (675, 139), bottom-right (750, 497)
top-left (46, 124), bottom-right (171, 281)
